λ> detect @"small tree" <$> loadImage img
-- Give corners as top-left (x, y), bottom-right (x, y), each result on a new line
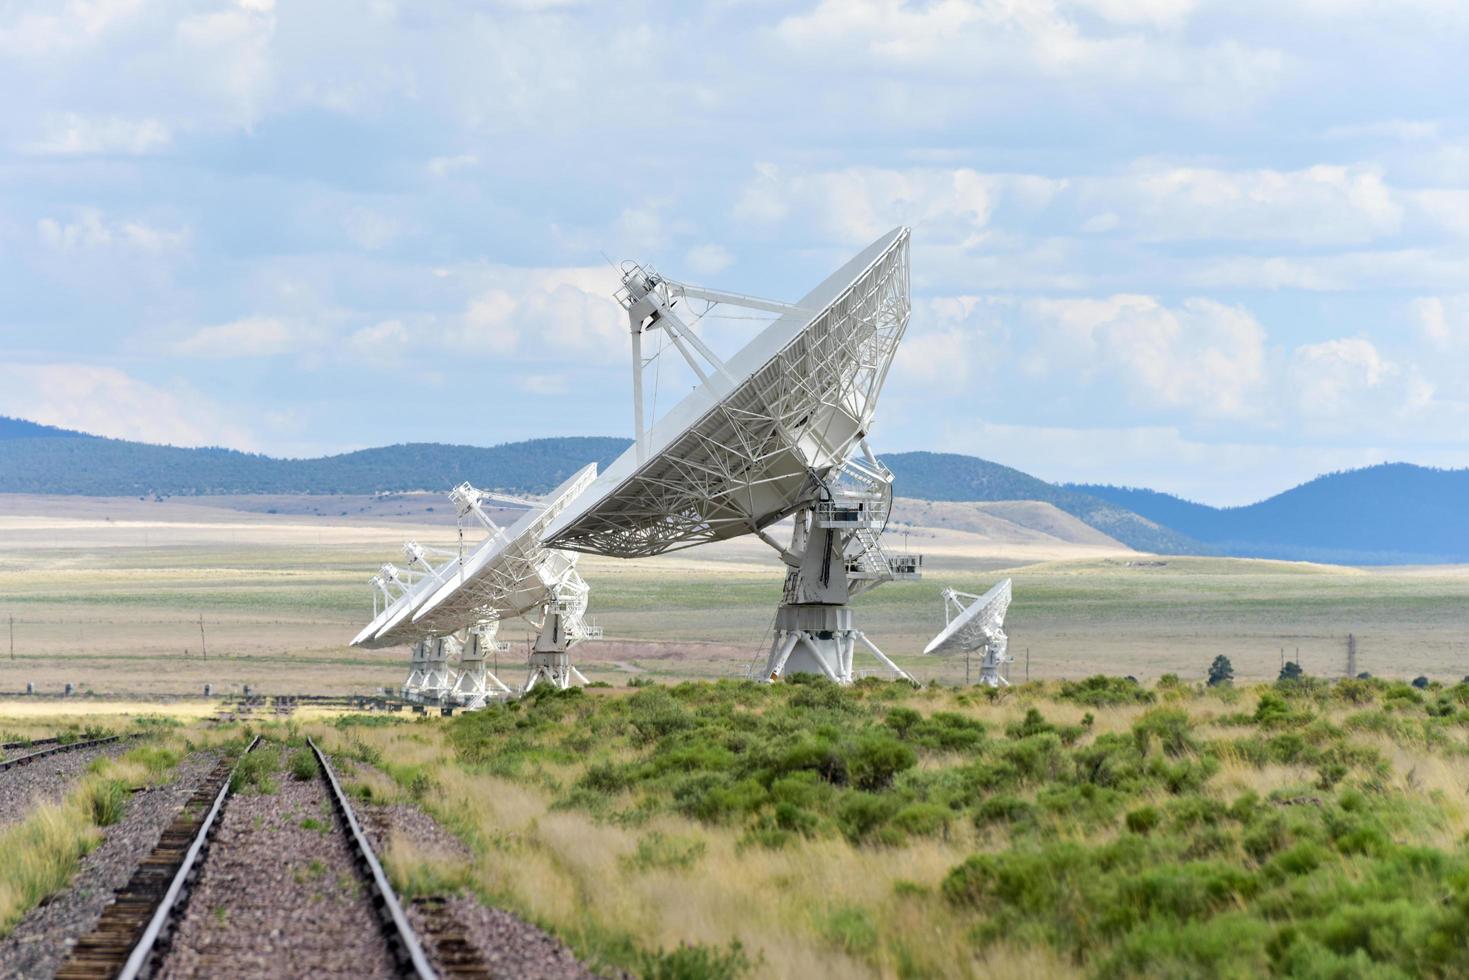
top-left (1207, 655), bottom-right (1234, 687)
top-left (1411, 675), bottom-right (1430, 690)
top-left (1278, 660), bottom-right (1304, 682)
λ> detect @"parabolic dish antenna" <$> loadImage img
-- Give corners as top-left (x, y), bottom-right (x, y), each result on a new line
top-left (407, 463), bottom-right (601, 692)
top-left (353, 481), bottom-right (536, 650)
top-left (544, 227), bottom-right (921, 684)
top-left (924, 579), bottom-right (1013, 687)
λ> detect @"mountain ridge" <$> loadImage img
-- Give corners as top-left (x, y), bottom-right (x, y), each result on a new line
top-left (5, 416), bottom-right (1465, 563)
top-left (1073, 463), bottom-right (1469, 563)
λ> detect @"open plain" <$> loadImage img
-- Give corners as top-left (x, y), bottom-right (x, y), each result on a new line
top-left (1, 494), bottom-right (1468, 697)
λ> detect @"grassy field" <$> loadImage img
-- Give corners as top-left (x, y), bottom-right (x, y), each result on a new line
top-left (312, 676), bottom-right (1469, 978)
top-left (2, 496), bottom-right (1469, 694)
top-left (4, 677), bottom-right (1469, 978)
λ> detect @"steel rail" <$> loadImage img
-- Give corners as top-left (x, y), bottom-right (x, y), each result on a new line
top-left (308, 736), bottom-right (438, 980)
top-left (0, 734), bottom-right (124, 772)
top-left (1, 735), bottom-right (60, 750)
top-left (113, 734), bottom-right (264, 980)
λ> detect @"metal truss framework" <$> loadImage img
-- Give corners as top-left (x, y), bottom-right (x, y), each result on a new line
top-left (409, 466), bottom-right (602, 694)
top-left (549, 230), bottom-right (912, 560)
top-left (360, 470), bottom-right (603, 706)
top-left (549, 227), bottom-right (919, 686)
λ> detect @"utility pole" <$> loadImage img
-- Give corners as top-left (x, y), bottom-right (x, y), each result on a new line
top-left (199, 614), bottom-right (207, 660)
top-left (964, 648), bottom-right (971, 686)
top-left (8, 615), bottom-right (13, 661)
top-left (1025, 647), bottom-right (1030, 683)
top-left (1346, 634), bottom-right (1357, 678)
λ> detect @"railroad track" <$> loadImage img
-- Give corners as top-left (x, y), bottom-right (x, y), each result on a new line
top-left (55, 736), bottom-right (470, 979)
top-left (1, 735), bottom-right (61, 751)
top-left (0, 735), bottom-right (125, 773)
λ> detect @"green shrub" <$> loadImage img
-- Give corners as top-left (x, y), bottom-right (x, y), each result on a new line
top-left (288, 748), bottom-right (317, 781)
top-left (230, 750), bottom-right (279, 795)
top-left (1058, 675), bottom-right (1156, 708)
top-left (1127, 805), bottom-right (1162, 834)
top-left (622, 832), bottom-right (707, 872)
top-left (85, 779), bottom-right (127, 827)
top-left (637, 941), bottom-right (751, 980)
top-left (1133, 708), bottom-right (1198, 757)
top-left (819, 904), bottom-right (878, 955)
top-left (910, 712), bottom-right (986, 751)
top-left (846, 734), bottom-right (916, 791)
top-left (974, 794), bottom-right (1035, 827)
top-left (883, 707), bottom-right (921, 738)
top-left (1005, 707), bottom-right (1056, 740)
top-left (891, 802), bottom-right (952, 838)
top-left (836, 792), bottom-right (896, 843)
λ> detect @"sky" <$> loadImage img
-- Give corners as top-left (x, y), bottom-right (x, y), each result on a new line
top-left (3, 0), bottom-right (1469, 506)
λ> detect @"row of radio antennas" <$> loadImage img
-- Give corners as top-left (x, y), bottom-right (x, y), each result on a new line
top-left (368, 482), bottom-right (531, 619)
top-left (362, 228), bottom-right (1000, 695)
top-left (401, 611), bottom-right (604, 708)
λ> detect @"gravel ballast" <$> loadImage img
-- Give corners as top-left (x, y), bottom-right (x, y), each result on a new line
top-left (0, 741), bottom-right (132, 830)
top-left (156, 748), bottom-right (399, 980)
top-left (352, 779), bottom-right (603, 980)
top-left (0, 750), bottom-right (221, 980)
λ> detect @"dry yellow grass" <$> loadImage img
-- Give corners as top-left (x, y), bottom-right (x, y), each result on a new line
top-left (309, 719), bottom-right (1082, 979)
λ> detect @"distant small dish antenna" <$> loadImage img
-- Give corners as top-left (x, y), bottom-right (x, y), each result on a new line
top-left (924, 580), bottom-right (1013, 687)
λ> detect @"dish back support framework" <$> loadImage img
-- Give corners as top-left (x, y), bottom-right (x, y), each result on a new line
top-left (544, 227), bottom-right (921, 683)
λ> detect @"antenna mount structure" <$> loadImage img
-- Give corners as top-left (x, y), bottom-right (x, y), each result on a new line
top-left (924, 580), bottom-right (1013, 687)
top-left (353, 469), bottom-right (602, 706)
top-left (548, 228), bottom-right (921, 685)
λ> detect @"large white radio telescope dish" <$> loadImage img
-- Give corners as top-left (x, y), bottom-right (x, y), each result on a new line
top-left (925, 579), bottom-right (1013, 687)
top-left (545, 227), bottom-right (921, 684)
top-left (545, 228), bottom-right (909, 556)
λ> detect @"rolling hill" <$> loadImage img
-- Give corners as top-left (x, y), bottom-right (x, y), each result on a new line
top-left (881, 452), bottom-right (1202, 555)
top-left (0, 417), bottom-right (1189, 554)
top-left (1074, 464), bottom-right (1469, 564)
top-left (5, 416), bottom-right (1467, 563)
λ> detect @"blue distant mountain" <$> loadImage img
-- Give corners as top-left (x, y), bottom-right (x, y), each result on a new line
top-left (1073, 463), bottom-right (1469, 564)
top-left (0, 417), bottom-right (83, 440)
top-left (2, 415), bottom-right (1464, 564)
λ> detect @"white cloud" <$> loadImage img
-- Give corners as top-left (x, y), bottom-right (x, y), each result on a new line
top-left (1022, 294), bottom-right (1268, 419)
top-left (735, 164), bottom-right (1058, 246)
top-left (774, 0), bottom-right (1283, 113)
top-left (1072, 0), bottom-right (1197, 27)
top-left (426, 154), bottom-right (479, 177)
top-left (347, 319), bottom-right (413, 361)
top-left (1411, 295), bottom-right (1469, 349)
top-left (1187, 248), bottom-right (1469, 292)
top-left (1095, 164), bottom-right (1404, 245)
top-left (0, 0), bottom-right (142, 57)
top-left (37, 209), bottom-right (189, 253)
top-left (1322, 119), bottom-right (1441, 142)
top-left (21, 114), bottom-right (170, 156)
top-left (0, 363), bottom-right (255, 449)
top-left (685, 244), bottom-right (734, 276)
top-left (446, 265), bottom-right (624, 362)
top-left (174, 0), bottom-right (277, 128)
top-left (447, 289), bottom-right (517, 354)
top-left (342, 208), bottom-right (401, 251)
top-left (174, 317), bottom-right (298, 358)
top-left (1283, 337), bottom-right (1444, 435)
top-left (518, 373), bottom-right (569, 395)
